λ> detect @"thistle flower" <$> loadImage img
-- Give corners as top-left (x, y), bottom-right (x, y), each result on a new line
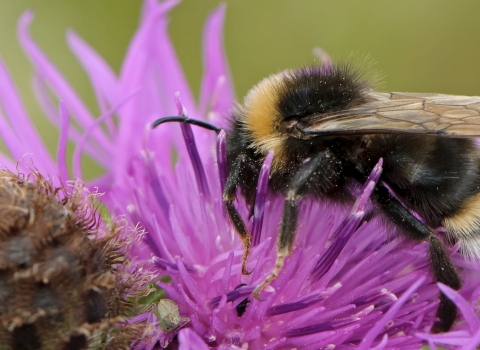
top-left (416, 283), bottom-right (480, 349)
top-left (0, 170), bottom-right (149, 349)
top-left (1, 0), bottom-right (480, 349)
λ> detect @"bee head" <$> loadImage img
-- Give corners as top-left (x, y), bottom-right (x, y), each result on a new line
top-left (238, 64), bottom-right (370, 169)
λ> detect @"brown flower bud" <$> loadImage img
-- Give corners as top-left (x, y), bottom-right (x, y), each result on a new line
top-left (0, 170), bottom-right (149, 350)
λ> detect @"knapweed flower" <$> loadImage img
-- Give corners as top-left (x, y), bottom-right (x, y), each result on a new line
top-left (0, 170), bottom-right (150, 349)
top-left (416, 283), bottom-right (480, 349)
top-left (0, 0), bottom-right (479, 349)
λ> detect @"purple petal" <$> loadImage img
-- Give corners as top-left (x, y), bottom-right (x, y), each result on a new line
top-left (371, 334), bottom-right (389, 350)
top-left (266, 290), bottom-right (328, 316)
top-left (199, 4), bottom-right (235, 126)
top-left (216, 130), bottom-right (227, 191)
top-left (358, 276), bottom-right (426, 350)
top-left (152, 256), bottom-right (197, 274)
top-left (0, 56), bottom-right (53, 172)
top-left (0, 111), bottom-right (25, 164)
top-left (72, 89), bottom-right (139, 179)
top-left (221, 252), bottom-right (235, 294)
top-left (312, 158), bottom-right (383, 279)
top-left (30, 74), bottom-right (106, 165)
top-left (176, 95), bottom-right (210, 197)
top-left (0, 154), bottom-right (15, 170)
top-left (437, 283), bottom-right (480, 334)
top-left (458, 327), bottom-right (480, 350)
top-left (252, 151), bottom-right (274, 246)
top-left (18, 11), bottom-right (113, 156)
top-left (67, 30), bottom-right (118, 129)
top-left (116, 0), bottom-right (201, 177)
top-left (178, 328), bottom-right (209, 350)
top-left (416, 330), bottom-right (472, 345)
top-left (144, 155), bottom-right (170, 218)
top-left (208, 285), bottom-right (255, 309)
top-left (56, 101), bottom-right (70, 181)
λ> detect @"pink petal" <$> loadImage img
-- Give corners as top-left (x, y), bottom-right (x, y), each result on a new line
top-left (17, 11), bottom-right (113, 156)
top-left (117, 0), bottom-right (192, 176)
top-left (199, 4), bottom-right (235, 126)
top-left (72, 88), bottom-right (139, 180)
top-left (458, 326), bottom-right (480, 350)
top-left (358, 276), bottom-right (426, 350)
top-left (437, 283), bottom-right (480, 334)
top-left (30, 73), bottom-right (109, 166)
top-left (67, 30), bottom-right (118, 131)
top-left (0, 56), bottom-right (52, 169)
top-left (178, 328), bottom-right (209, 349)
top-left (56, 101), bottom-right (70, 181)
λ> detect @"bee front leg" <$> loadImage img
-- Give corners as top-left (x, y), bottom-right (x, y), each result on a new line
top-left (373, 184), bottom-right (461, 333)
top-left (253, 153), bottom-right (326, 299)
top-left (223, 154), bottom-right (252, 275)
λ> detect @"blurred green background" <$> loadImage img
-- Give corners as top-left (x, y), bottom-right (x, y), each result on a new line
top-left (1, 0), bottom-right (480, 176)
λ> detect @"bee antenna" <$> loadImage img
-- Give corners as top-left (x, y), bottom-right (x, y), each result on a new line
top-left (152, 116), bottom-right (222, 134)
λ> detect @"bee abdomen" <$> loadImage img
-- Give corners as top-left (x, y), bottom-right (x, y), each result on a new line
top-left (443, 191), bottom-right (480, 259)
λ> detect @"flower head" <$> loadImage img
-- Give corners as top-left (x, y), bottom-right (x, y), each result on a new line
top-left (0, 170), bottom-right (150, 349)
top-left (127, 100), bottom-right (480, 348)
top-left (0, 1), bottom-right (480, 349)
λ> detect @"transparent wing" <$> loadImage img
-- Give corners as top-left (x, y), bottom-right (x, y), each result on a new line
top-left (301, 92), bottom-right (480, 137)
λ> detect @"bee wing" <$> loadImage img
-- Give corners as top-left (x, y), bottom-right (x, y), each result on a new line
top-left (301, 92), bottom-right (480, 137)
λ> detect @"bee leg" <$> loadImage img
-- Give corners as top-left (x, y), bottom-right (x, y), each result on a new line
top-left (223, 154), bottom-right (252, 275)
top-left (428, 236), bottom-right (462, 333)
top-left (253, 153), bottom-right (325, 299)
top-left (373, 184), bottom-right (462, 332)
top-left (252, 195), bottom-right (298, 299)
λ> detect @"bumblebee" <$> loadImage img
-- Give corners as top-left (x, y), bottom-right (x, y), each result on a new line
top-left (153, 63), bottom-right (480, 333)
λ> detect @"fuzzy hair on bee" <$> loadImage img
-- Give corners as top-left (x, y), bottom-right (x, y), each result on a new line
top-left (236, 64), bottom-right (370, 171)
top-left (153, 61), bottom-right (480, 333)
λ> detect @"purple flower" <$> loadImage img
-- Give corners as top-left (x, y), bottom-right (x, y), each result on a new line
top-left (415, 284), bottom-right (480, 350)
top-left (1, 1), bottom-right (479, 349)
